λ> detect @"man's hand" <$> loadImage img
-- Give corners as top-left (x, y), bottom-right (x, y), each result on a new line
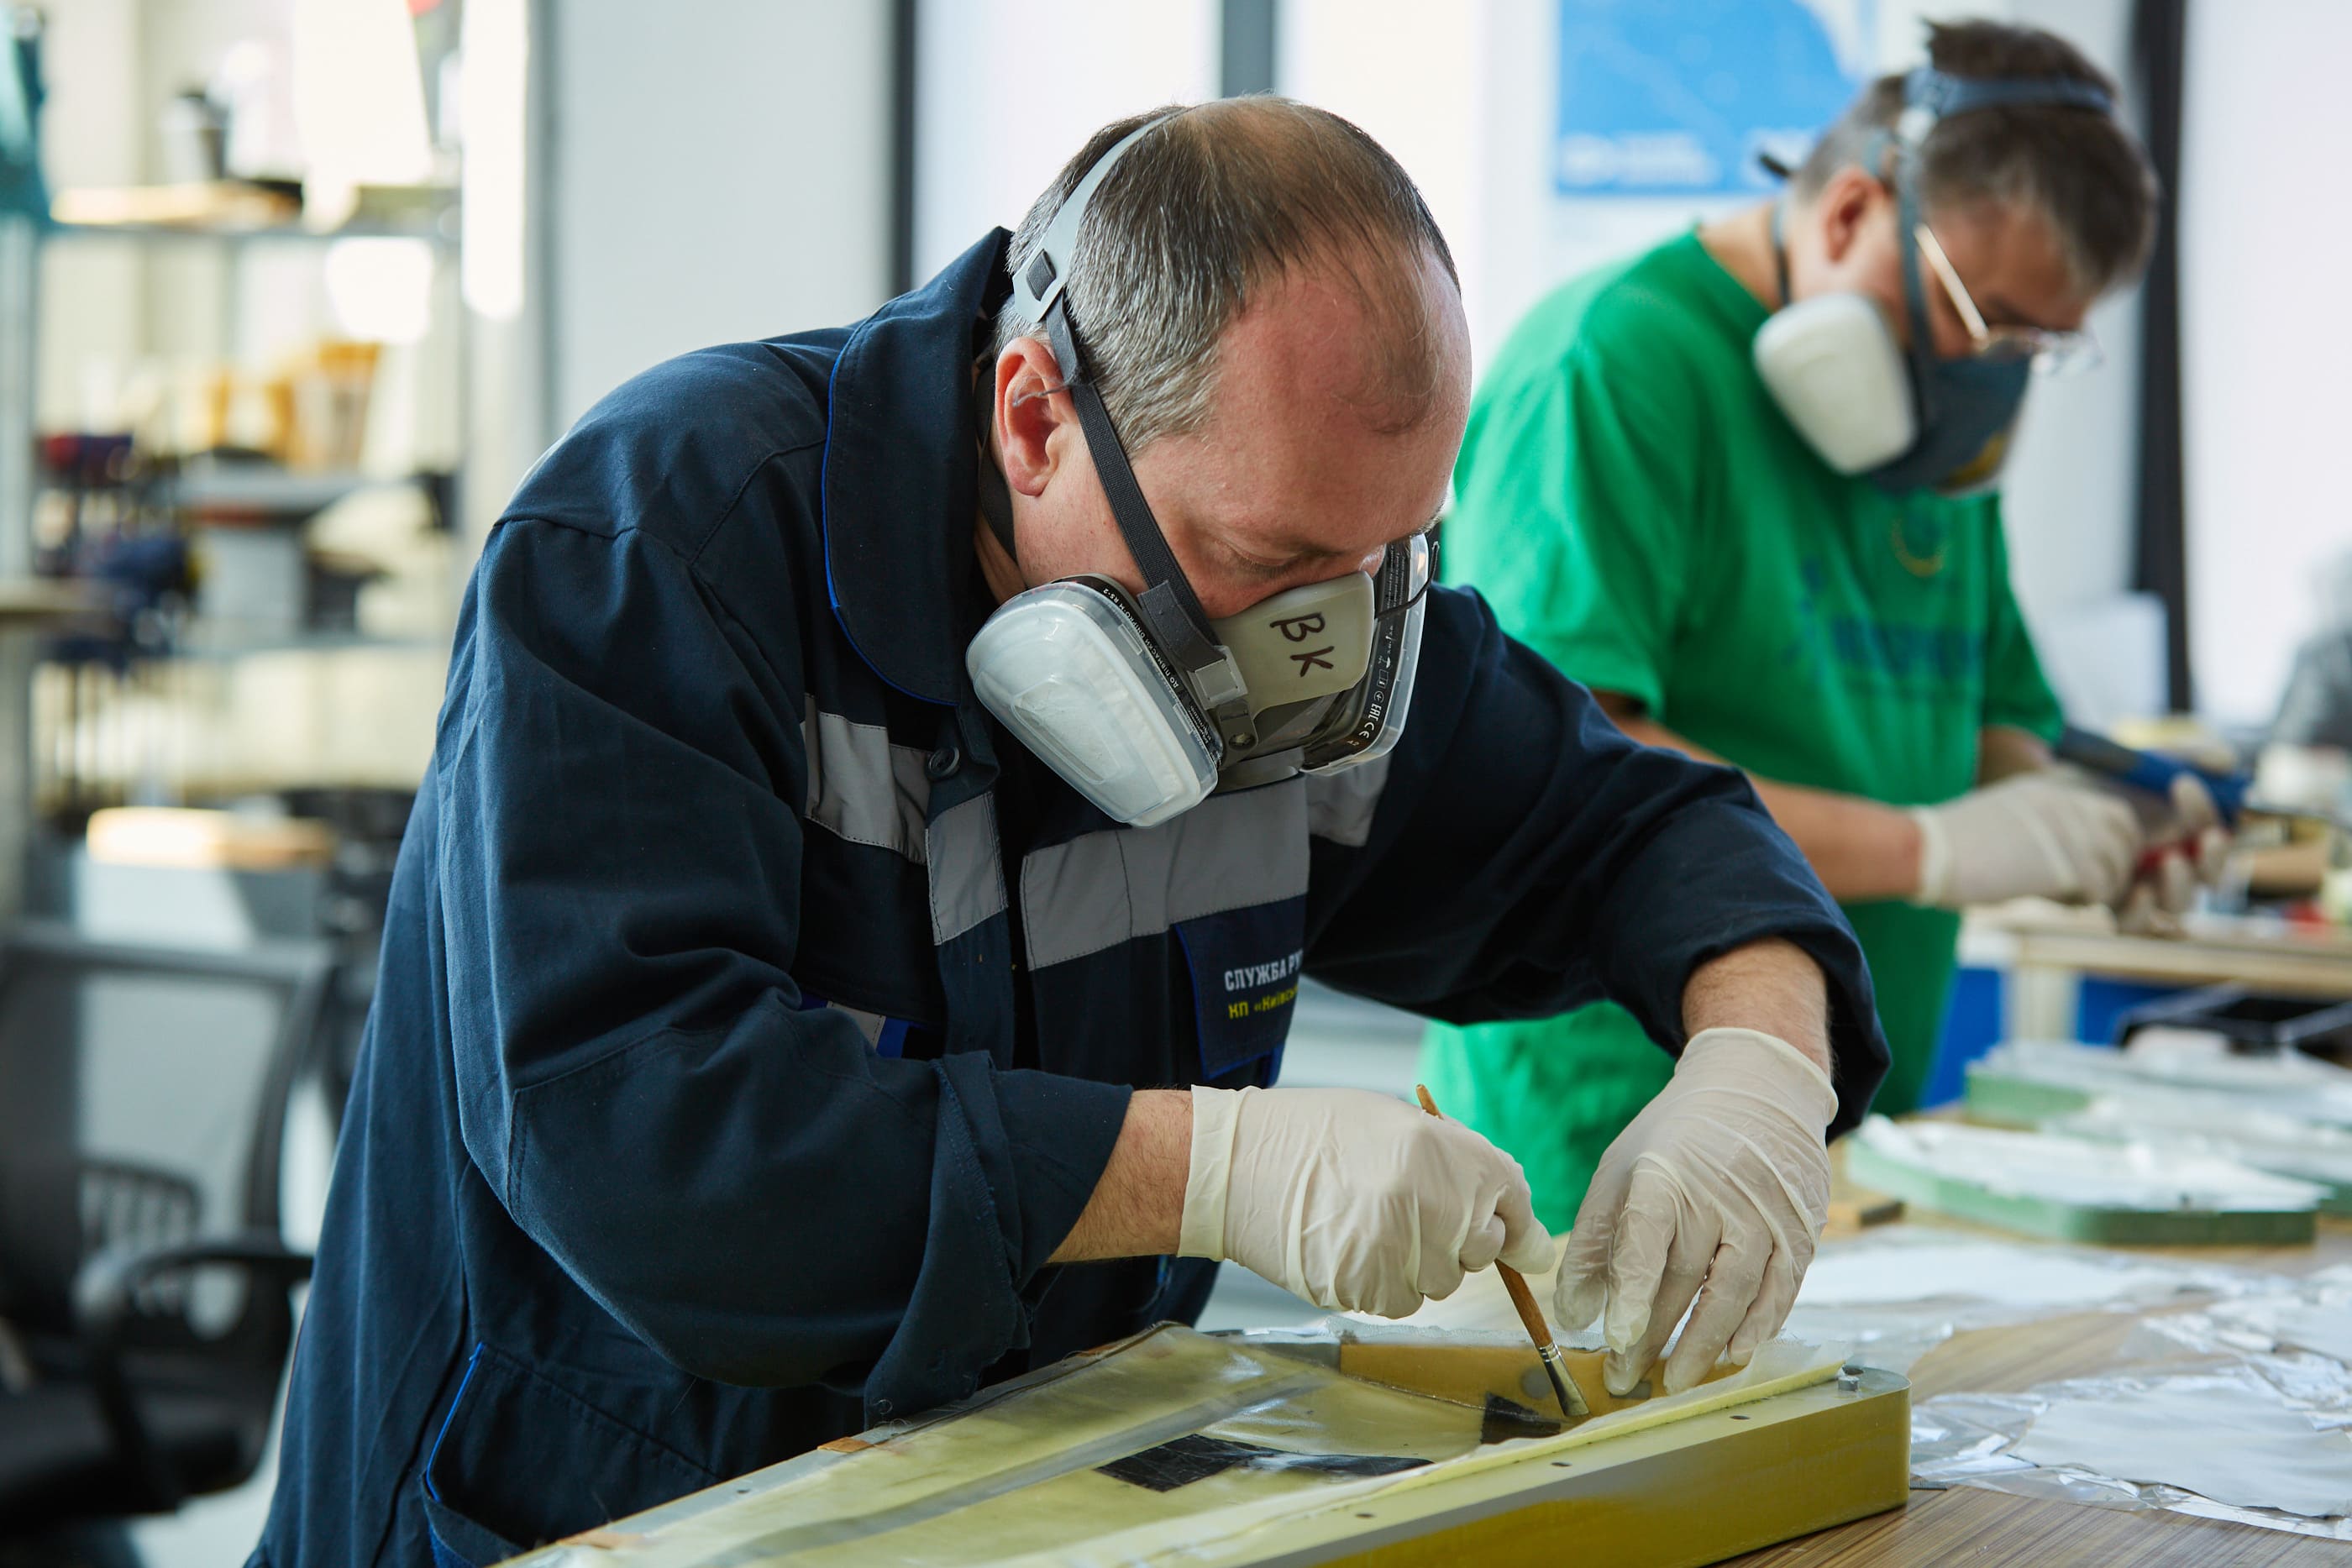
top-left (1909, 770), bottom-right (2142, 910)
top-left (1179, 1086), bottom-right (1555, 1318)
top-left (1553, 1027), bottom-right (1835, 1396)
top-left (1554, 939), bottom-right (1835, 1397)
top-left (2117, 774), bottom-right (2233, 932)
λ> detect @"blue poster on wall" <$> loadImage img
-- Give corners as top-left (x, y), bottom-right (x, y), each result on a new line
top-left (1555, 0), bottom-right (1874, 197)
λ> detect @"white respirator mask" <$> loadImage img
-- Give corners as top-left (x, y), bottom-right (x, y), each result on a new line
top-left (966, 115), bottom-right (1431, 828)
top-left (1751, 288), bottom-right (1917, 476)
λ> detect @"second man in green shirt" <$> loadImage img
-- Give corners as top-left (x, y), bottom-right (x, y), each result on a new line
top-left (1427, 19), bottom-right (2226, 1229)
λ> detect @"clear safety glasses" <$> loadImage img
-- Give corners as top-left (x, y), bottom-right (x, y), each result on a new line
top-left (1914, 223), bottom-right (2103, 376)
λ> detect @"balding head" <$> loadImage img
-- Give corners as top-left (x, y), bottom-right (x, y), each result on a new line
top-left (993, 97), bottom-right (1462, 453)
top-left (983, 102), bottom-right (1469, 621)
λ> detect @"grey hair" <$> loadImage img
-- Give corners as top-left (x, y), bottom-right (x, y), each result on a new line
top-left (990, 97), bottom-right (1459, 453)
top-left (1793, 19), bottom-right (2157, 296)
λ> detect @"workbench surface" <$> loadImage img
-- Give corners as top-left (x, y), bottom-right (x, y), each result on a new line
top-left (1728, 1214), bottom-right (2352, 1565)
top-left (1969, 905), bottom-right (2352, 999)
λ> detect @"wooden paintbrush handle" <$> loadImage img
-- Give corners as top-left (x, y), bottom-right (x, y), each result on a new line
top-left (1495, 1261), bottom-right (1556, 1348)
top-left (1414, 1083), bottom-right (1559, 1350)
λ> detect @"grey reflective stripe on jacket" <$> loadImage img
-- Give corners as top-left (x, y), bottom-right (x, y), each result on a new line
top-left (802, 700), bottom-right (931, 863)
top-left (927, 795), bottom-right (1007, 944)
top-left (1304, 757), bottom-right (1390, 849)
top-left (1021, 782), bottom-right (1311, 971)
top-left (802, 700), bottom-right (1007, 944)
top-left (804, 701), bottom-right (1392, 965)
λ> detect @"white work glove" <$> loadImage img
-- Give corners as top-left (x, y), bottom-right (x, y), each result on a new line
top-left (1909, 770), bottom-right (2142, 910)
top-left (1555, 1028), bottom-right (1835, 1397)
top-left (2117, 774), bottom-right (2233, 932)
top-left (1179, 1085), bottom-right (1555, 1319)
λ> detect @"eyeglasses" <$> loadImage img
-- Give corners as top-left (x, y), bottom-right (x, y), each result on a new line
top-left (1913, 223), bottom-right (2103, 376)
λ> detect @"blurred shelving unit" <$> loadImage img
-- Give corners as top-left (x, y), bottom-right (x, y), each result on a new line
top-left (3, 68), bottom-right (469, 855)
top-left (9, 208), bottom-right (468, 823)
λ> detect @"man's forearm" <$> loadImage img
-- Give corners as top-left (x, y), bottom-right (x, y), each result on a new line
top-left (1683, 937), bottom-right (1831, 1074)
top-left (1606, 709), bottom-right (1923, 904)
top-left (1047, 1088), bottom-right (1191, 1264)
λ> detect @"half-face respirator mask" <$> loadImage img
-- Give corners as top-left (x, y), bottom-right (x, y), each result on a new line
top-left (967, 116), bottom-right (1431, 829)
top-left (1750, 66), bottom-right (2114, 496)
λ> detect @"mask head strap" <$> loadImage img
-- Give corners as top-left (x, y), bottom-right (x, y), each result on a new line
top-left (1896, 65), bottom-right (2113, 146)
top-left (979, 115), bottom-right (1172, 567)
top-left (996, 112), bottom-right (1257, 740)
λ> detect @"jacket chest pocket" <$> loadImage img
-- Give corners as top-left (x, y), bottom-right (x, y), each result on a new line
top-left (1176, 895), bottom-right (1306, 1081)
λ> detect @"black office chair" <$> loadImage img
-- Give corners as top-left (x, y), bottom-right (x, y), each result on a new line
top-left (0, 923), bottom-right (333, 1552)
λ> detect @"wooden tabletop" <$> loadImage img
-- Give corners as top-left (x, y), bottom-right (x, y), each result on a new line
top-left (1967, 905), bottom-right (2352, 999)
top-left (1725, 1214), bottom-right (2352, 1565)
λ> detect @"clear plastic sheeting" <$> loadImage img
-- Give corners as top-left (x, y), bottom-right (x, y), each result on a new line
top-left (1911, 1363), bottom-right (2352, 1541)
top-left (512, 1324), bottom-right (1851, 1568)
top-left (2017, 1378), bottom-right (2352, 1516)
top-left (1781, 1227), bottom-right (2260, 1372)
top-left (1914, 1279), bottom-right (2352, 1543)
top-left (2129, 1264), bottom-right (2352, 1397)
top-left (579, 1326), bottom-right (1434, 1568)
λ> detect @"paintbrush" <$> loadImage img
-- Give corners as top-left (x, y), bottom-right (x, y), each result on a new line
top-left (1415, 1083), bottom-right (1590, 1420)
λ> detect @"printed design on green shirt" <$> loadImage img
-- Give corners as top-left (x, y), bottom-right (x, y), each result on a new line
top-left (1778, 556), bottom-right (1987, 700)
top-left (1890, 513), bottom-right (1947, 579)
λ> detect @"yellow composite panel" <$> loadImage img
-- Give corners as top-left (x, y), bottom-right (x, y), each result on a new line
top-left (503, 1326), bottom-right (1907, 1568)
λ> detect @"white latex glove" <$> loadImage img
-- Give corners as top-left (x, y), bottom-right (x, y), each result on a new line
top-left (1554, 1028), bottom-right (1835, 1397)
top-left (1179, 1085), bottom-right (1555, 1319)
top-left (2117, 774), bottom-right (2234, 932)
top-left (1909, 770), bottom-right (2142, 910)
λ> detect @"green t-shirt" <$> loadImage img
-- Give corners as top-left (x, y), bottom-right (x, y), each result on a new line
top-left (1420, 230), bottom-right (2063, 1229)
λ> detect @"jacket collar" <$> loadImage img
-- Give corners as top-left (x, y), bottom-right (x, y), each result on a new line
top-left (822, 229), bottom-right (1014, 706)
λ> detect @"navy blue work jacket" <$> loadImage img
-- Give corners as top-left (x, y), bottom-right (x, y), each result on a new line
top-left (255, 231), bottom-right (1887, 1567)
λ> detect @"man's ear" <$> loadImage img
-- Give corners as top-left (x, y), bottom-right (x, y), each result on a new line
top-left (1815, 165), bottom-right (1883, 268)
top-left (994, 337), bottom-right (1070, 500)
